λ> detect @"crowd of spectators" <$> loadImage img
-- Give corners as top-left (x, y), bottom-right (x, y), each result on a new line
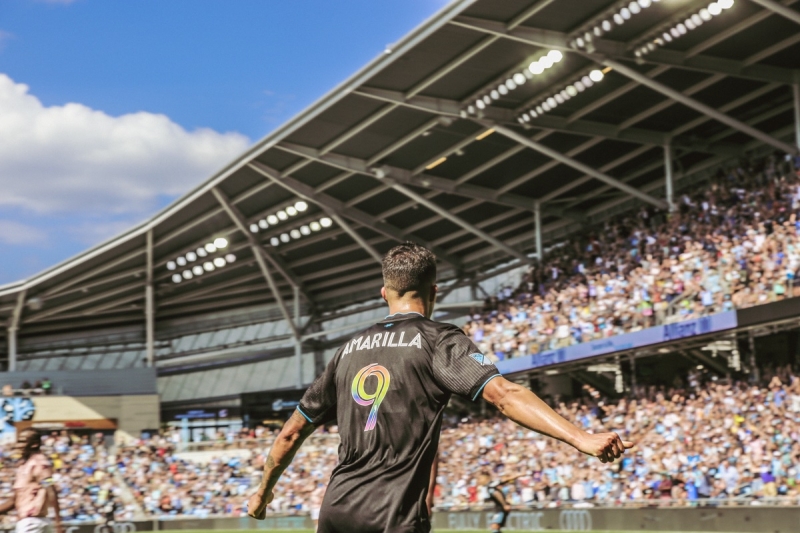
top-left (117, 429), bottom-right (336, 518)
top-left (464, 154), bottom-right (800, 362)
top-left (0, 431), bottom-right (134, 525)
top-left (435, 367), bottom-right (800, 508)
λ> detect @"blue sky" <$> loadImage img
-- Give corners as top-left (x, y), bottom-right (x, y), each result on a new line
top-left (0, 0), bottom-right (448, 284)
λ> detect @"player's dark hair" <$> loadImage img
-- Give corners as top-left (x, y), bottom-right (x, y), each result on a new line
top-left (20, 428), bottom-right (41, 445)
top-left (382, 242), bottom-right (436, 296)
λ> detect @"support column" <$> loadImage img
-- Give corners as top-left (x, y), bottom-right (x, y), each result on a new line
top-left (794, 84), bottom-right (800, 152)
top-left (664, 143), bottom-right (675, 212)
top-left (534, 201), bottom-right (543, 261)
top-left (145, 229), bottom-right (155, 367)
top-left (748, 331), bottom-right (759, 383)
top-left (294, 286), bottom-right (302, 389)
top-left (629, 355), bottom-right (637, 396)
top-left (7, 290), bottom-right (26, 372)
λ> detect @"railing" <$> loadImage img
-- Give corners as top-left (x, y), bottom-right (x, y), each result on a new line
top-left (139, 433), bottom-right (341, 453)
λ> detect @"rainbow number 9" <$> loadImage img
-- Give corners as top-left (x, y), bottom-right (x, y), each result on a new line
top-left (351, 363), bottom-right (391, 431)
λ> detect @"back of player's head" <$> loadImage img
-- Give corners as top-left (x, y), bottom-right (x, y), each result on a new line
top-left (382, 242), bottom-right (437, 296)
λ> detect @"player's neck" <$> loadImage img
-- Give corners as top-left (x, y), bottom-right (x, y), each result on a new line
top-left (386, 297), bottom-right (429, 319)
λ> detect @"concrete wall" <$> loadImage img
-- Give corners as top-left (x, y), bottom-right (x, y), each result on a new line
top-left (30, 394), bottom-right (160, 441)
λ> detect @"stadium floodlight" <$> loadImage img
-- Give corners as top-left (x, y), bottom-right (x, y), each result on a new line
top-left (310, 221), bottom-right (321, 231)
top-left (512, 73), bottom-right (526, 85)
top-left (171, 274), bottom-right (182, 283)
top-left (286, 206), bottom-right (298, 216)
top-left (490, 89), bottom-right (499, 100)
top-left (295, 201), bottom-right (308, 212)
top-left (638, 0), bottom-right (651, 7)
top-left (518, 67), bottom-right (608, 122)
top-left (629, 2), bottom-right (641, 15)
top-left (528, 62), bottom-right (544, 75)
top-left (186, 251), bottom-right (197, 262)
top-left (547, 50), bottom-right (563, 63)
top-left (258, 219), bottom-right (269, 229)
top-left (497, 84), bottom-right (508, 96)
top-left (277, 210), bottom-right (288, 221)
top-left (280, 233), bottom-right (290, 243)
top-left (204, 242), bottom-right (217, 253)
top-left (271, 237), bottom-right (280, 246)
top-left (320, 217), bottom-right (333, 228)
top-left (601, 19), bottom-right (612, 31)
top-left (250, 223), bottom-right (259, 233)
top-left (300, 225), bottom-right (311, 236)
top-left (176, 256), bottom-right (187, 267)
top-left (197, 247), bottom-right (207, 257)
top-left (634, 0), bottom-right (732, 58)
top-left (224, 253), bottom-right (236, 263)
top-left (182, 270), bottom-right (193, 280)
top-left (203, 261), bottom-right (215, 272)
top-left (192, 265), bottom-right (204, 276)
top-left (290, 229), bottom-right (302, 239)
top-left (167, 261), bottom-right (176, 270)
top-left (213, 257), bottom-right (226, 268)
top-left (267, 215), bottom-right (279, 225)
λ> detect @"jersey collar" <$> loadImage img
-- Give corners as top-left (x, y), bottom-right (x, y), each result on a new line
top-left (383, 311), bottom-right (424, 320)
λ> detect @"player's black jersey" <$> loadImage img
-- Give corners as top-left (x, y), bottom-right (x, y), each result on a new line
top-left (298, 312), bottom-right (500, 533)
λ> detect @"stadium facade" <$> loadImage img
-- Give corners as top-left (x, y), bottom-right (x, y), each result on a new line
top-left (1, 0), bottom-right (799, 430)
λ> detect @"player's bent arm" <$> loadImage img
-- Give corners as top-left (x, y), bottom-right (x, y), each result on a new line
top-left (0, 497), bottom-right (14, 515)
top-left (426, 452), bottom-right (438, 516)
top-left (482, 376), bottom-right (633, 463)
top-left (247, 410), bottom-right (316, 520)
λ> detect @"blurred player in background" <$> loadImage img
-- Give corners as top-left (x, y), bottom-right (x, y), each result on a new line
top-left (0, 429), bottom-right (63, 533)
top-left (247, 243), bottom-right (632, 533)
top-left (479, 469), bottom-right (523, 533)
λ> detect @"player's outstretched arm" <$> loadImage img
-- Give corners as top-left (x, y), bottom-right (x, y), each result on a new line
top-left (482, 376), bottom-right (633, 463)
top-left (247, 410), bottom-right (316, 520)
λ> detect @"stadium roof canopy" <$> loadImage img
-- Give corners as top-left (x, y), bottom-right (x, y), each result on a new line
top-left (1, 0), bottom-right (799, 371)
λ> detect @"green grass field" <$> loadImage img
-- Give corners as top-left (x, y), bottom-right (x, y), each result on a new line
top-left (169, 530), bottom-right (632, 533)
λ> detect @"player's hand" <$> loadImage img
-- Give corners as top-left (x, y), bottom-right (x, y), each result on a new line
top-left (576, 432), bottom-right (634, 463)
top-left (54, 521), bottom-right (64, 533)
top-left (503, 504), bottom-right (511, 512)
top-left (247, 489), bottom-right (274, 520)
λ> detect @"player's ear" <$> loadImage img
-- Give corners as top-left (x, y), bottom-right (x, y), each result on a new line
top-left (430, 284), bottom-right (438, 302)
top-left (380, 286), bottom-right (387, 302)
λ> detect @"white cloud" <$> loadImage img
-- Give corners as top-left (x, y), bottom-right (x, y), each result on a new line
top-left (0, 220), bottom-right (47, 245)
top-left (0, 73), bottom-right (251, 216)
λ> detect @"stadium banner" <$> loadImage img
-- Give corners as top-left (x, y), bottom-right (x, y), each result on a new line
top-left (434, 506), bottom-right (800, 531)
top-left (495, 310), bottom-right (738, 375)
top-left (6, 507), bottom-right (796, 533)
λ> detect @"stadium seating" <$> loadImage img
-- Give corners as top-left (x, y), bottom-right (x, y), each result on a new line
top-left (465, 155), bottom-right (800, 362)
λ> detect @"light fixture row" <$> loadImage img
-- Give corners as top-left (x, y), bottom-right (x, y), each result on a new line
top-left (517, 69), bottom-right (606, 123)
top-left (166, 237), bottom-right (229, 271)
top-left (171, 254), bottom-right (237, 283)
top-left (570, 0), bottom-right (661, 50)
top-left (269, 217), bottom-right (333, 247)
top-left (249, 201), bottom-right (309, 234)
top-left (633, 1), bottom-right (734, 57)
top-left (462, 50), bottom-right (564, 116)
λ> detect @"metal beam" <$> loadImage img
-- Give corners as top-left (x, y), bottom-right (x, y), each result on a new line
top-left (248, 161), bottom-right (463, 268)
top-left (450, 15), bottom-right (799, 85)
top-left (145, 229), bottom-right (155, 367)
top-left (794, 84), bottom-right (800, 151)
top-left (664, 144), bottom-right (675, 212)
top-left (601, 59), bottom-right (799, 155)
top-left (749, 0), bottom-right (800, 25)
top-left (294, 285), bottom-right (302, 389)
top-left (534, 202), bottom-right (543, 261)
top-left (7, 290), bottom-right (25, 371)
top-left (211, 187), bottom-right (301, 339)
top-left (388, 182), bottom-right (530, 262)
top-left (488, 123), bottom-right (670, 209)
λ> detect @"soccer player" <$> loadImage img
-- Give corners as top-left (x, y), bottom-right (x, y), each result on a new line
top-left (0, 429), bottom-right (63, 533)
top-left (247, 243), bottom-right (632, 533)
top-left (479, 470), bottom-right (522, 533)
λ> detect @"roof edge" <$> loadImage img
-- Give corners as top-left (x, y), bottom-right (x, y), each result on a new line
top-left (0, 0), bottom-right (478, 298)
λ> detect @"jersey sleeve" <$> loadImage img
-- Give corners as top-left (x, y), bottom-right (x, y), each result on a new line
top-left (432, 325), bottom-right (501, 401)
top-left (297, 348), bottom-right (341, 425)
